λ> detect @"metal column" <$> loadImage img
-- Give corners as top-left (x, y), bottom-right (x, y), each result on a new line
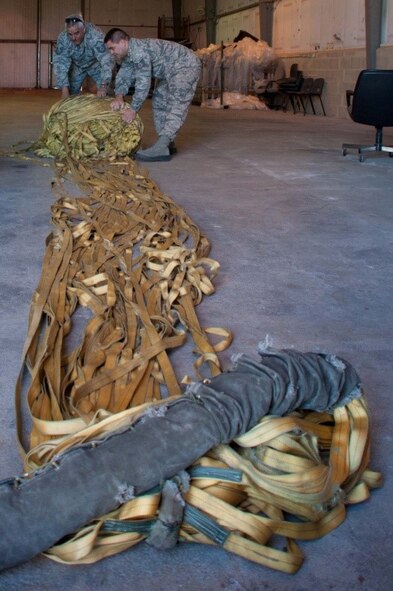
top-left (35, 0), bottom-right (42, 88)
top-left (365, 0), bottom-right (383, 69)
top-left (205, 0), bottom-right (217, 46)
top-left (172, 0), bottom-right (182, 41)
top-left (259, 0), bottom-right (274, 45)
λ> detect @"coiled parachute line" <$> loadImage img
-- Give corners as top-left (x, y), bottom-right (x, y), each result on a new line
top-left (18, 155), bottom-right (230, 452)
top-left (32, 95), bottom-right (143, 160)
top-left (10, 97), bottom-right (381, 574)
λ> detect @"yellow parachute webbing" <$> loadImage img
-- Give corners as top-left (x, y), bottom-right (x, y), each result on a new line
top-left (32, 94), bottom-right (143, 160)
top-left (17, 154), bottom-right (231, 454)
top-left (16, 96), bottom-right (382, 573)
top-left (39, 396), bottom-right (382, 574)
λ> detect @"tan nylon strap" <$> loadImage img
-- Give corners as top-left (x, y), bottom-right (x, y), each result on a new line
top-left (16, 156), bottom-right (230, 451)
top-left (72, 334), bottom-right (186, 404)
top-left (41, 397), bottom-right (382, 572)
top-left (13, 106), bottom-right (382, 571)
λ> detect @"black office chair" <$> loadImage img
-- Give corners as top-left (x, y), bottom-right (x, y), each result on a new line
top-left (342, 69), bottom-right (393, 162)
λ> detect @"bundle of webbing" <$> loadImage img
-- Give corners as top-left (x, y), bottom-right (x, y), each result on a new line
top-left (2, 342), bottom-right (383, 573)
top-left (45, 396), bottom-right (381, 574)
top-left (16, 155), bottom-right (230, 452)
top-left (2, 127), bottom-right (382, 573)
top-left (31, 95), bottom-right (143, 160)
top-left (41, 352), bottom-right (381, 573)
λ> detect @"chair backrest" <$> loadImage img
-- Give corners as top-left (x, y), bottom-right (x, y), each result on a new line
top-left (289, 63), bottom-right (298, 77)
top-left (300, 78), bottom-right (314, 93)
top-left (279, 71), bottom-right (303, 91)
top-left (350, 69), bottom-right (393, 128)
top-left (310, 78), bottom-right (324, 95)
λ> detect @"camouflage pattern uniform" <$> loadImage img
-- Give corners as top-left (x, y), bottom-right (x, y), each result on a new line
top-left (115, 39), bottom-right (201, 141)
top-left (53, 23), bottom-right (113, 94)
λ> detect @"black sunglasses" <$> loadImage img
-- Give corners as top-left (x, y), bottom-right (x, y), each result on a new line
top-left (65, 17), bottom-right (83, 25)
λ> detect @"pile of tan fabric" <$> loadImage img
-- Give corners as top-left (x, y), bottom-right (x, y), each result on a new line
top-left (32, 95), bottom-right (143, 159)
top-left (0, 96), bottom-right (382, 574)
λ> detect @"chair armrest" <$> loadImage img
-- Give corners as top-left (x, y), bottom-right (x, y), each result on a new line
top-left (346, 90), bottom-right (354, 108)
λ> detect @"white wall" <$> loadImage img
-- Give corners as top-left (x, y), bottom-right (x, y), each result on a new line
top-left (87, 0), bottom-right (171, 37)
top-left (2, 1), bottom-right (393, 90)
top-left (216, 6), bottom-right (260, 43)
top-left (181, 0), bottom-right (206, 23)
top-left (216, 0), bottom-right (258, 13)
top-left (185, 0), bottom-right (260, 46)
top-left (184, 0), bottom-right (393, 118)
top-left (382, 0), bottom-right (393, 44)
top-left (273, 0), bottom-right (365, 52)
top-left (182, 0), bottom-right (207, 47)
top-left (186, 0), bottom-right (369, 51)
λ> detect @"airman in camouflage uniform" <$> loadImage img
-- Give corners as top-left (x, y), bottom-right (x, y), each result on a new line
top-left (53, 15), bottom-right (113, 98)
top-left (104, 28), bottom-right (201, 161)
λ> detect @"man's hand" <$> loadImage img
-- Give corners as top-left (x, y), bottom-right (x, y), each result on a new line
top-left (122, 108), bottom-right (137, 123)
top-left (61, 87), bottom-right (70, 98)
top-left (97, 85), bottom-right (107, 98)
top-left (110, 96), bottom-right (125, 111)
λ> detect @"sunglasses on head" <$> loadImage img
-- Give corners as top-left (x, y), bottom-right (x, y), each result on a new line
top-left (65, 17), bottom-right (83, 25)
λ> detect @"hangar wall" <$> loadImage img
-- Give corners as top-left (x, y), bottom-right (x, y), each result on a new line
top-left (0, 0), bottom-right (172, 89)
top-left (1, 0), bottom-right (393, 118)
top-left (185, 0), bottom-right (393, 117)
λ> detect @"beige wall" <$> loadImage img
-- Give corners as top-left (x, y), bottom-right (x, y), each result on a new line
top-left (186, 0), bottom-right (393, 119)
top-left (87, 0), bottom-right (171, 37)
top-left (0, 0), bottom-right (172, 88)
top-left (273, 0), bottom-right (365, 53)
top-left (1, 0), bottom-right (393, 115)
top-left (216, 6), bottom-right (260, 43)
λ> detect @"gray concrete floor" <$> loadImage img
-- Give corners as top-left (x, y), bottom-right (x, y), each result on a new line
top-left (0, 90), bottom-right (392, 590)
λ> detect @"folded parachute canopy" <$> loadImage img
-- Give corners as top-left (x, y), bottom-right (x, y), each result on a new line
top-left (0, 346), bottom-right (363, 571)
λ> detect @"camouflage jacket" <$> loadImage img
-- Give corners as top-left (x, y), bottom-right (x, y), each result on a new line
top-left (115, 38), bottom-right (201, 112)
top-left (53, 23), bottom-right (113, 88)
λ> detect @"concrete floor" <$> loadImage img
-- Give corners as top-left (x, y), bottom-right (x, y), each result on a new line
top-left (0, 90), bottom-right (392, 590)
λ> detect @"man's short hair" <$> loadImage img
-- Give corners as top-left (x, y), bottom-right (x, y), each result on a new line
top-left (104, 28), bottom-right (129, 44)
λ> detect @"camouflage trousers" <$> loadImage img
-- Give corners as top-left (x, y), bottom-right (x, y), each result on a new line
top-left (68, 63), bottom-right (102, 95)
top-left (152, 62), bottom-right (201, 141)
